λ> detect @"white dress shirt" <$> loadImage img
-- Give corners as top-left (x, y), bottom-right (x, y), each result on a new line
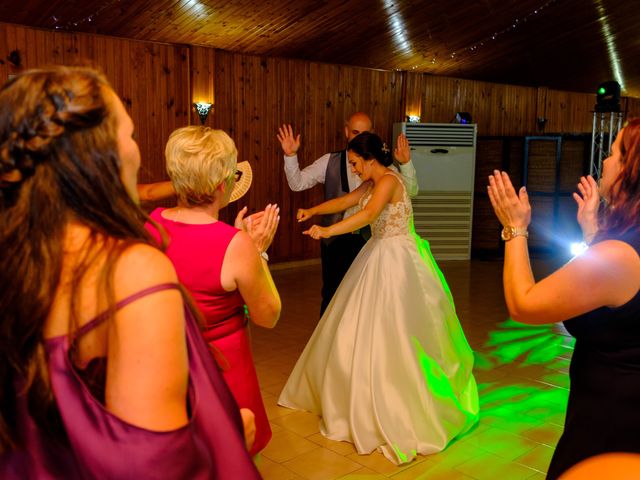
top-left (283, 151), bottom-right (419, 219)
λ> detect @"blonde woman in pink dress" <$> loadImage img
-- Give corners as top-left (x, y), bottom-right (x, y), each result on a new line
top-left (146, 126), bottom-right (281, 456)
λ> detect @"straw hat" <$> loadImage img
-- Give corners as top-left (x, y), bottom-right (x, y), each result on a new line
top-left (230, 161), bottom-right (252, 202)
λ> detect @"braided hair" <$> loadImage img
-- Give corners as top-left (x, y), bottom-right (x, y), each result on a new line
top-left (0, 67), bottom-right (151, 450)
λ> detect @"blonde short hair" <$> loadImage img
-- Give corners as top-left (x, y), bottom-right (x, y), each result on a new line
top-left (164, 126), bottom-right (237, 205)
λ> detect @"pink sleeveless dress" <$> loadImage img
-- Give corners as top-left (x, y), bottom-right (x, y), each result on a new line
top-left (0, 283), bottom-right (261, 479)
top-left (147, 208), bottom-right (271, 455)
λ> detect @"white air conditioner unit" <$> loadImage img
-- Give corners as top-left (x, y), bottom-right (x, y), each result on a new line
top-left (393, 122), bottom-right (477, 260)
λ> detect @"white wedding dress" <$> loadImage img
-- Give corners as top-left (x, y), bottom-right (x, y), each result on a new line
top-left (278, 171), bottom-right (479, 464)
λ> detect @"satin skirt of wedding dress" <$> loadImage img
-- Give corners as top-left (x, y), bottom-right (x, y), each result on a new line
top-left (278, 233), bottom-right (479, 465)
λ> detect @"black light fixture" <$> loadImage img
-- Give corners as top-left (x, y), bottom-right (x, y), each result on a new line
top-left (455, 112), bottom-right (472, 124)
top-left (537, 117), bottom-right (548, 131)
top-left (595, 81), bottom-right (621, 112)
top-left (194, 102), bottom-right (213, 124)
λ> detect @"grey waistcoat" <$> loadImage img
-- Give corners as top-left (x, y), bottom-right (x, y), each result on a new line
top-left (321, 150), bottom-right (349, 229)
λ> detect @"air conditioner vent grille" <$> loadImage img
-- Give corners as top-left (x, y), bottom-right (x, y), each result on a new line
top-left (412, 191), bottom-right (472, 260)
top-left (405, 124), bottom-right (475, 147)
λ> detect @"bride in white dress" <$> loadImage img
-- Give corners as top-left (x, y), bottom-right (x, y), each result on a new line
top-left (278, 132), bottom-right (479, 465)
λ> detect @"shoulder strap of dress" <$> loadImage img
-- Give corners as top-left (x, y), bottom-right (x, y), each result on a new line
top-left (383, 169), bottom-right (407, 194)
top-left (74, 283), bottom-right (181, 339)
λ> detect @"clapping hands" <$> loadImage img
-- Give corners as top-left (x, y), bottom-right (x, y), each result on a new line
top-left (573, 175), bottom-right (600, 244)
top-left (234, 204), bottom-right (280, 253)
top-left (487, 170), bottom-right (531, 228)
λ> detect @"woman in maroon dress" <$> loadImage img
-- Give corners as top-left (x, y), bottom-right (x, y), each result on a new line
top-left (0, 67), bottom-right (260, 478)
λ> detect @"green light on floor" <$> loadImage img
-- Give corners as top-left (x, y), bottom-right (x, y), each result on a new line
top-left (392, 444), bottom-right (408, 463)
top-left (482, 318), bottom-right (574, 367)
top-left (412, 337), bottom-right (479, 427)
top-left (470, 317), bottom-right (573, 438)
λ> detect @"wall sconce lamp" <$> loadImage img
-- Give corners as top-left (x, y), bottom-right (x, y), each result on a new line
top-left (537, 117), bottom-right (548, 131)
top-left (194, 102), bottom-right (213, 125)
top-left (407, 115), bottom-right (421, 123)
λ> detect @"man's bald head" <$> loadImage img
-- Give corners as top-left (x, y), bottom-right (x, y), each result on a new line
top-left (344, 112), bottom-right (373, 142)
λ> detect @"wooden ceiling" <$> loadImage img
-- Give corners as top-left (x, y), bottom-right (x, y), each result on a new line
top-left (3, 0), bottom-right (640, 97)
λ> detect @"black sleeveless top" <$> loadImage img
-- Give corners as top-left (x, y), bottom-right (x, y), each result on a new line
top-left (547, 232), bottom-right (640, 478)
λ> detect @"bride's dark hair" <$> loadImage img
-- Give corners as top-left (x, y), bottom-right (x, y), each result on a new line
top-left (347, 132), bottom-right (392, 167)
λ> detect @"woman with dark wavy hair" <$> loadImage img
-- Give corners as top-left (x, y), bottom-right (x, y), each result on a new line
top-left (0, 66), bottom-right (260, 478)
top-left (487, 119), bottom-right (640, 478)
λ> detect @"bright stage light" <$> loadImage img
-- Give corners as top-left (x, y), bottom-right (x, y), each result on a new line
top-left (570, 242), bottom-right (588, 257)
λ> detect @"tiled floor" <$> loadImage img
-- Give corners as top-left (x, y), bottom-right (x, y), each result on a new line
top-left (253, 257), bottom-right (573, 479)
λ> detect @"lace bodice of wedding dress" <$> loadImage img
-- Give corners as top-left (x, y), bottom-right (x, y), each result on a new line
top-left (359, 171), bottom-right (413, 238)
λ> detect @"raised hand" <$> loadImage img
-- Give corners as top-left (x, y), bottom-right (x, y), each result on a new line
top-left (296, 208), bottom-right (314, 222)
top-left (573, 175), bottom-right (600, 243)
top-left (487, 170), bottom-right (531, 228)
top-left (394, 133), bottom-right (411, 164)
top-left (277, 124), bottom-right (301, 156)
top-left (245, 203), bottom-right (280, 254)
top-left (303, 224), bottom-right (330, 240)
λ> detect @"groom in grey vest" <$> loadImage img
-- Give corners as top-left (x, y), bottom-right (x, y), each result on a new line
top-left (277, 113), bottom-right (418, 315)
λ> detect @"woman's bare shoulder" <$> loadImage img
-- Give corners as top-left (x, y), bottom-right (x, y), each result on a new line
top-left (114, 243), bottom-right (179, 299)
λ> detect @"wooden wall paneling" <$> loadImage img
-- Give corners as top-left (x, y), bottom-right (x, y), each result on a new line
top-left (544, 89), bottom-right (594, 134)
top-left (404, 71), bottom-right (425, 122)
top-left (626, 97), bottom-right (640, 120)
top-left (559, 138), bottom-right (588, 192)
top-left (413, 74), bottom-right (538, 136)
top-left (5, 22), bottom-right (637, 262)
top-left (11, 23), bottom-right (28, 70)
top-left (507, 138), bottom-right (525, 185)
top-left (143, 43), bottom-right (155, 176)
top-left (472, 138), bottom-right (505, 253)
top-left (536, 86), bottom-right (548, 134)
top-left (421, 74), bottom-right (455, 125)
top-left (275, 56), bottom-right (320, 261)
top-left (527, 140), bottom-right (558, 193)
top-left (6, 0), bottom-right (640, 101)
top-left (473, 81), bottom-right (537, 136)
top-left (190, 46), bottom-right (215, 126)
top-left (0, 23), bottom-right (190, 191)
top-left (209, 50), bottom-right (405, 261)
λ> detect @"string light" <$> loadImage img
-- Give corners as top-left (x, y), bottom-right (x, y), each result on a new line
top-left (52, 0), bottom-right (122, 30)
top-left (447, 0), bottom-right (558, 62)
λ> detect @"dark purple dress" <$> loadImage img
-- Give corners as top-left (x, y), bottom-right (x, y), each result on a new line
top-left (0, 283), bottom-right (261, 479)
